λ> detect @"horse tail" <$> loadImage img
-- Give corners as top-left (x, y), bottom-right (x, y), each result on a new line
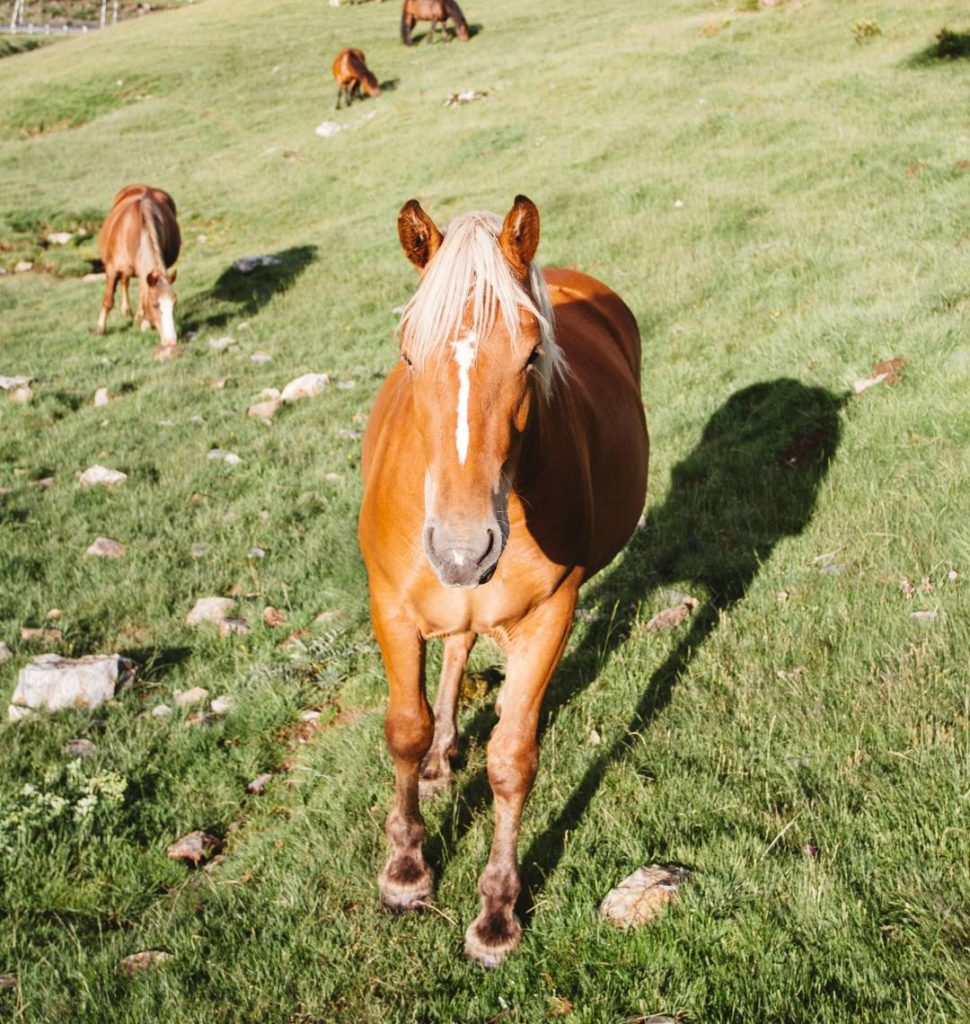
top-left (445, 0), bottom-right (469, 39)
top-left (400, 4), bottom-right (413, 45)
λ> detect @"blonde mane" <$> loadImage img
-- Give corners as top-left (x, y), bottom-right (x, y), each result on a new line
top-left (397, 211), bottom-right (565, 396)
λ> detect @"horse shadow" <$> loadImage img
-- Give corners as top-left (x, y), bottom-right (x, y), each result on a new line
top-left (907, 28), bottom-right (970, 65)
top-left (425, 378), bottom-right (846, 917)
top-left (378, 78), bottom-right (401, 93)
top-left (179, 244), bottom-right (317, 333)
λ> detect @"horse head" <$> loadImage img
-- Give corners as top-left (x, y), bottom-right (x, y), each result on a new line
top-left (396, 196), bottom-right (563, 588)
top-left (145, 267), bottom-right (178, 346)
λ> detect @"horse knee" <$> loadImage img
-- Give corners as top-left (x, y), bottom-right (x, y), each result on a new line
top-left (486, 731), bottom-right (538, 801)
top-left (385, 705), bottom-right (433, 764)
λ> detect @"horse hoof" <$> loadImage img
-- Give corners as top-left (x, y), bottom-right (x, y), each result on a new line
top-left (464, 912), bottom-right (522, 968)
top-left (378, 860), bottom-right (433, 912)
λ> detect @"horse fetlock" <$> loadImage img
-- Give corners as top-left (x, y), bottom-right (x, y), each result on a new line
top-left (418, 752), bottom-right (454, 798)
top-left (464, 909), bottom-right (522, 968)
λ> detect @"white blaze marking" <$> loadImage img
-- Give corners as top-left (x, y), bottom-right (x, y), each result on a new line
top-left (451, 332), bottom-right (476, 465)
top-left (158, 296), bottom-right (176, 345)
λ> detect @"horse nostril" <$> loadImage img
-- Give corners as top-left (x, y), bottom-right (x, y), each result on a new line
top-left (477, 528), bottom-right (495, 566)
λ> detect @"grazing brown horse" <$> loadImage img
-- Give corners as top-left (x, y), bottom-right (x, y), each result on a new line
top-left (400, 0), bottom-right (469, 45)
top-left (332, 47), bottom-right (381, 109)
top-left (359, 196), bottom-right (649, 966)
top-left (96, 183), bottom-right (180, 351)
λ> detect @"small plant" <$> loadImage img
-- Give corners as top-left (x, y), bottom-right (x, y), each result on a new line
top-left (852, 19), bottom-right (882, 44)
top-left (935, 27), bottom-right (970, 59)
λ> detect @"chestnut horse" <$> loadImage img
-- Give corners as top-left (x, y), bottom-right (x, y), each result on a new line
top-left (96, 183), bottom-right (180, 351)
top-left (359, 196), bottom-right (648, 966)
top-left (332, 47), bottom-right (381, 109)
top-left (400, 0), bottom-right (469, 45)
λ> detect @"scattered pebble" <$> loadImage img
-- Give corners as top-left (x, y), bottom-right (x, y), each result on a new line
top-left (247, 772), bottom-right (272, 794)
top-left (64, 738), bottom-right (98, 758)
top-left (232, 255), bottom-right (281, 273)
top-left (207, 448), bottom-right (243, 465)
top-left (910, 610), bottom-right (937, 623)
top-left (47, 231), bottom-right (73, 245)
top-left (599, 864), bottom-right (690, 928)
top-left (251, 351), bottom-right (273, 365)
top-left (210, 695), bottom-right (232, 715)
top-left (29, 476), bottom-right (54, 489)
top-left (0, 375), bottom-right (31, 391)
top-left (94, 387), bottom-right (110, 407)
top-left (83, 271), bottom-right (105, 282)
top-left (301, 710), bottom-right (322, 722)
top-left (10, 384), bottom-right (32, 403)
top-left (263, 606), bottom-right (286, 627)
top-left (673, 199), bottom-right (685, 208)
top-left (78, 464), bottom-right (127, 487)
top-left (120, 951), bottom-right (172, 975)
top-left (820, 563), bottom-right (847, 575)
top-left (314, 609), bottom-right (347, 626)
top-left (248, 547), bottom-right (266, 559)
top-left (281, 373), bottom-right (330, 402)
top-left (173, 686), bottom-right (209, 707)
top-left (186, 596), bottom-right (236, 626)
top-left (588, 729), bottom-right (601, 745)
top-left (324, 473), bottom-right (343, 483)
top-left (444, 90), bottom-right (488, 107)
top-left (218, 617), bottom-right (251, 638)
top-left (336, 379), bottom-right (355, 390)
top-left (211, 377), bottom-right (228, 389)
top-left (46, 608), bottom-right (62, 621)
top-left (190, 542), bottom-right (211, 559)
top-left (14, 260), bottom-right (33, 273)
top-left (166, 830), bottom-right (220, 867)
top-left (803, 841), bottom-right (820, 859)
top-left (0, 642), bottom-right (11, 664)
top-left (0, 973), bottom-right (16, 988)
top-left (208, 336), bottom-right (238, 351)
top-left (152, 703), bottom-right (173, 719)
top-left (338, 428), bottom-right (362, 440)
top-left (315, 121), bottom-right (341, 138)
top-left (947, 570), bottom-right (958, 582)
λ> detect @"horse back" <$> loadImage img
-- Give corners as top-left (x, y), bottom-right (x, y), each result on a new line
top-left (99, 184), bottom-right (180, 271)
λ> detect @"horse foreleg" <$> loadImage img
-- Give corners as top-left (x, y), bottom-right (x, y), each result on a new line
top-left (119, 272), bottom-right (132, 318)
top-left (95, 269), bottom-right (119, 335)
top-left (372, 592), bottom-right (435, 911)
top-left (335, 85), bottom-right (343, 110)
top-left (419, 631), bottom-right (476, 798)
top-left (464, 583), bottom-right (579, 967)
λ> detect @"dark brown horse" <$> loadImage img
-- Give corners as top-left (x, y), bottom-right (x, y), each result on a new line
top-left (332, 47), bottom-right (381, 109)
top-left (96, 184), bottom-right (180, 354)
top-left (400, 0), bottom-right (469, 45)
top-left (359, 197), bottom-right (648, 965)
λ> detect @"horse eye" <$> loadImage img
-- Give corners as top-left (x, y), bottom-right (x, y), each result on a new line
top-left (526, 347), bottom-right (541, 368)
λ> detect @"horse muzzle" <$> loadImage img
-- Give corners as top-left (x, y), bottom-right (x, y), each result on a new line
top-left (423, 520), bottom-right (502, 588)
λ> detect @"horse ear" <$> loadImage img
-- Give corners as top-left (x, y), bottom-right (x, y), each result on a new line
top-left (499, 195), bottom-right (540, 279)
top-left (398, 199), bottom-right (443, 270)
top-left (146, 269), bottom-right (159, 287)
top-left (167, 267), bottom-right (178, 284)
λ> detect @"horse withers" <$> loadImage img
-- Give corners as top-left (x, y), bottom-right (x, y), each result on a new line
top-left (400, 0), bottom-right (469, 45)
top-left (96, 184), bottom-right (181, 358)
top-left (358, 196), bottom-right (649, 966)
top-left (332, 48), bottom-right (381, 109)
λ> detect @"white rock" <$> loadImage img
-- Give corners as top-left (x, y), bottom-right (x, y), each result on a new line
top-left (152, 703), bottom-right (173, 718)
top-left (83, 271), bottom-right (105, 282)
top-left (315, 121), bottom-right (341, 138)
top-left (853, 372), bottom-right (888, 395)
top-left (64, 738), bottom-right (97, 758)
top-left (250, 351), bottom-right (273, 365)
top-left (208, 336), bottom-right (237, 351)
top-left (247, 772), bottom-right (272, 794)
top-left (9, 653), bottom-right (135, 715)
top-left (47, 231), bottom-right (74, 245)
top-left (85, 536), bottom-right (125, 558)
top-left (231, 255), bottom-right (281, 273)
top-left (335, 380), bottom-right (355, 390)
top-left (248, 547), bottom-right (266, 559)
top-left (247, 398), bottom-right (282, 419)
top-left (210, 695), bottom-right (232, 715)
top-left (207, 449), bottom-right (243, 465)
top-left (8, 705), bottom-right (33, 722)
top-left (0, 642), bottom-right (11, 664)
top-left (599, 864), bottom-right (690, 928)
top-left (173, 686), bottom-right (209, 707)
top-left (282, 373), bottom-right (330, 402)
top-left (218, 617), bottom-right (251, 638)
top-left (78, 465), bottom-right (127, 487)
top-left (0, 376), bottom-right (31, 390)
top-left (185, 596), bottom-right (236, 626)
top-left (14, 261), bottom-right (32, 273)
top-left (9, 385), bottom-right (31, 403)
top-left (94, 387), bottom-right (110, 407)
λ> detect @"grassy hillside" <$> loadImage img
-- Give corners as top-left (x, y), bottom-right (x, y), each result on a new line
top-left (1, 1), bottom-right (968, 1021)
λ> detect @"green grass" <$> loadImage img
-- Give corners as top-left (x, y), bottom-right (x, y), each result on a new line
top-left (1, 0), bottom-right (969, 1021)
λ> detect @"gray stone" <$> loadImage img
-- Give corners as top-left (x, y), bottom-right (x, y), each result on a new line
top-left (186, 596), bottom-right (236, 626)
top-left (599, 864), bottom-right (691, 928)
top-left (85, 536), bottom-right (126, 558)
